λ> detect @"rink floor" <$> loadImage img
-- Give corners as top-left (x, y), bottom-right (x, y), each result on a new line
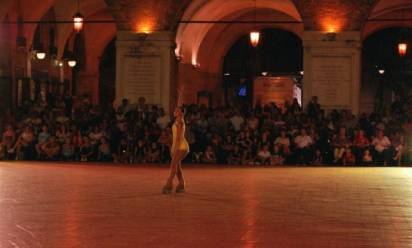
top-left (1, 162), bottom-right (412, 247)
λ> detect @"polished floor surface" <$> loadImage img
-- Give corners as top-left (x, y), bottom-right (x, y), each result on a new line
top-left (1, 162), bottom-right (412, 247)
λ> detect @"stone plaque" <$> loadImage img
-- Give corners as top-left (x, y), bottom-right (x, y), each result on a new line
top-left (311, 56), bottom-right (352, 108)
top-left (122, 56), bottom-right (161, 104)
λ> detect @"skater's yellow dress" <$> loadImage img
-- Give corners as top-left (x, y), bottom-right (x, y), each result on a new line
top-left (171, 121), bottom-right (189, 155)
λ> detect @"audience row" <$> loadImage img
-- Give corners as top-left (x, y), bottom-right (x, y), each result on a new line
top-left (0, 96), bottom-right (410, 166)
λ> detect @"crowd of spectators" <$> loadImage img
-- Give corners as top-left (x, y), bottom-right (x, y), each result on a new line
top-left (1, 95), bottom-right (411, 166)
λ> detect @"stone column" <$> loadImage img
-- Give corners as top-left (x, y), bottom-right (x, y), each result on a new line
top-left (303, 31), bottom-right (362, 114)
top-left (115, 31), bottom-right (174, 112)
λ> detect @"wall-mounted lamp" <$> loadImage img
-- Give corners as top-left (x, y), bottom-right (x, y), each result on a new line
top-left (33, 43), bottom-right (46, 60)
top-left (35, 48), bottom-right (46, 60)
top-left (68, 59), bottom-right (77, 68)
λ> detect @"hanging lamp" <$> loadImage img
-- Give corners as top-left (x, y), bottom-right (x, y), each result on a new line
top-left (73, 0), bottom-right (84, 32)
top-left (249, 0), bottom-right (260, 47)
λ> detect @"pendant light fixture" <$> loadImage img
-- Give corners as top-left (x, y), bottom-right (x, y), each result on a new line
top-left (73, 0), bottom-right (84, 32)
top-left (398, 11), bottom-right (408, 57)
top-left (250, 0), bottom-right (260, 47)
top-left (250, 31), bottom-right (260, 48)
top-left (398, 42), bottom-right (407, 57)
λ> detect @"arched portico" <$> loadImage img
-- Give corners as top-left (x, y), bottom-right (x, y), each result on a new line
top-left (360, 0), bottom-right (412, 113)
top-left (175, 0), bottom-right (303, 105)
top-left (6, 0), bottom-right (412, 114)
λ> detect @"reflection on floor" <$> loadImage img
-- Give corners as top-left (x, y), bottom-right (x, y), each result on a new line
top-left (1, 162), bottom-right (412, 247)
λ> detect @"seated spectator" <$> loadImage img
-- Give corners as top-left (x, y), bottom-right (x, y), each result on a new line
top-left (156, 109), bottom-right (170, 130)
top-left (247, 113), bottom-right (260, 132)
top-left (371, 129), bottom-right (392, 165)
top-left (258, 131), bottom-right (271, 150)
top-left (2, 124), bottom-right (16, 159)
top-left (312, 149), bottom-right (323, 165)
top-left (80, 137), bottom-right (93, 162)
top-left (332, 127), bottom-right (350, 164)
top-left (353, 129), bottom-right (369, 164)
top-left (55, 110), bottom-right (69, 124)
top-left (146, 142), bottom-right (160, 163)
top-left (230, 110), bottom-right (244, 132)
top-left (98, 137), bottom-right (112, 162)
top-left (228, 145), bottom-right (242, 165)
top-left (56, 124), bottom-right (70, 144)
top-left (36, 125), bottom-right (50, 156)
top-left (89, 126), bottom-right (106, 147)
top-left (15, 126), bottom-right (36, 160)
top-left (71, 127), bottom-right (83, 161)
top-left (241, 149), bottom-right (253, 165)
top-left (0, 140), bottom-right (5, 160)
top-left (41, 136), bottom-right (61, 160)
top-left (202, 145), bottom-right (217, 164)
top-left (61, 138), bottom-right (75, 161)
top-left (392, 132), bottom-right (406, 165)
top-left (294, 128), bottom-right (313, 165)
top-left (271, 145), bottom-right (284, 165)
top-left (274, 130), bottom-right (291, 156)
top-left (343, 148), bottom-right (356, 166)
top-left (362, 149), bottom-right (373, 165)
top-left (222, 134), bottom-right (235, 164)
top-left (134, 139), bottom-right (147, 163)
top-left (256, 145), bottom-right (271, 165)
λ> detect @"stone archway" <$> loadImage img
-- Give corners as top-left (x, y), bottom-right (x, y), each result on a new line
top-left (360, 0), bottom-right (412, 113)
top-left (361, 27), bottom-right (412, 114)
top-left (175, 0), bottom-right (303, 105)
top-left (99, 38), bottom-right (116, 108)
top-left (363, 0), bottom-right (412, 40)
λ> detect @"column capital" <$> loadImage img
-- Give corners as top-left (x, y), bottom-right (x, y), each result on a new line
top-left (302, 31), bottom-right (362, 49)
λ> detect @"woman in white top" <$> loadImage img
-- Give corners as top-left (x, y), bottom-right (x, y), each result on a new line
top-left (163, 107), bottom-right (190, 194)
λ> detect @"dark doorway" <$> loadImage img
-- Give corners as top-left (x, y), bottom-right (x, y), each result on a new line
top-left (99, 38), bottom-right (116, 108)
top-left (362, 27), bottom-right (412, 115)
top-left (222, 29), bottom-right (303, 106)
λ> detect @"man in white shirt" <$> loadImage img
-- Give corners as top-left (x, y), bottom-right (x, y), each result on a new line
top-left (256, 145), bottom-right (271, 165)
top-left (156, 108), bottom-right (170, 129)
top-left (371, 129), bottom-right (392, 165)
top-left (294, 128), bottom-right (313, 165)
top-left (230, 111), bottom-right (244, 132)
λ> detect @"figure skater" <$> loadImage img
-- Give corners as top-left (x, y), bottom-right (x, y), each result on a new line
top-left (163, 90), bottom-right (189, 194)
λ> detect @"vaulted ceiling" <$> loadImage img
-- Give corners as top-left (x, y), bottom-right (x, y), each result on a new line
top-left (0, 0), bottom-right (411, 62)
